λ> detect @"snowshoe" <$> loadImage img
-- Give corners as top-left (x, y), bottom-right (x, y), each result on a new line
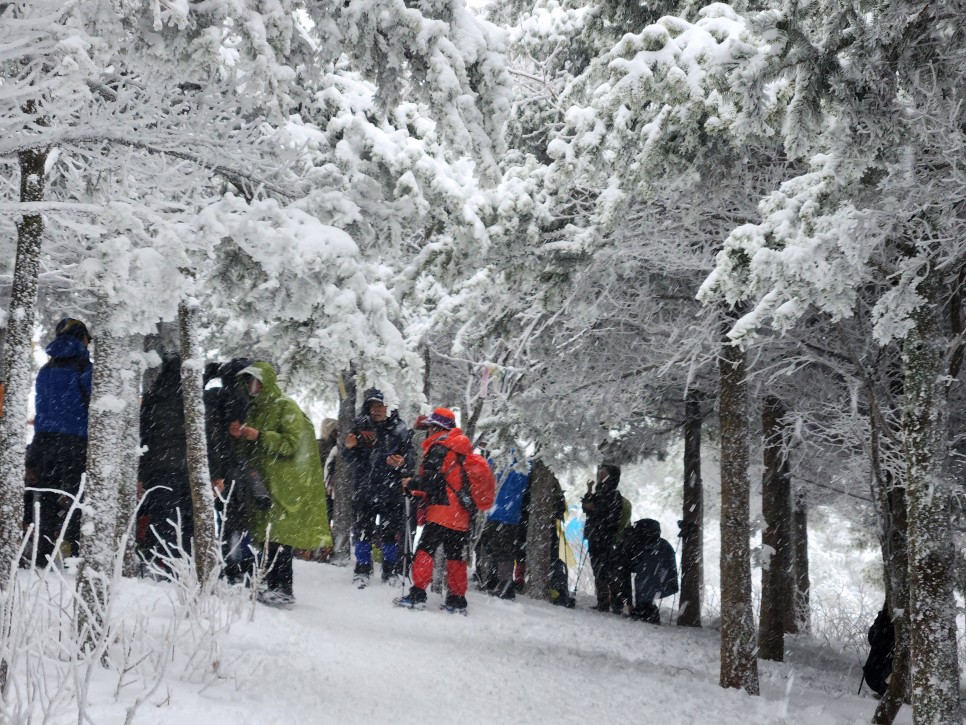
top-left (440, 603), bottom-right (468, 616)
top-left (257, 591), bottom-right (295, 610)
top-left (353, 572), bottom-right (370, 589)
top-left (393, 594), bottom-right (426, 611)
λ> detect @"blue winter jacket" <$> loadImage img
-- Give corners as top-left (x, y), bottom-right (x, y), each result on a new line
top-left (34, 335), bottom-right (92, 439)
top-left (487, 463), bottom-right (529, 525)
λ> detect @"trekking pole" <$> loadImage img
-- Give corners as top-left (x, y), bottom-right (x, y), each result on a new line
top-left (402, 494), bottom-right (413, 594)
top-left (572, 540), bottom-right (589, 600)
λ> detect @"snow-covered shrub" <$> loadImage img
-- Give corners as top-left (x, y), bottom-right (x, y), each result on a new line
top-left (0, 516), bottom-right (247, 723)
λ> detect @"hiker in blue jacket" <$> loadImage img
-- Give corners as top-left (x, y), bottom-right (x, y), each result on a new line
top-left (28, 318), bottom-right (92, 564)
top-left (477, 460), bottom-right (529, 599)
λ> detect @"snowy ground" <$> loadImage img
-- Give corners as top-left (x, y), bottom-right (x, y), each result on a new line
top-left (37, 561), bottom-right (907, 725)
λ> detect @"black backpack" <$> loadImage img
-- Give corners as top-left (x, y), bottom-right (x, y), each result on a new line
top-left (862, 606), bottom-right (895, 696)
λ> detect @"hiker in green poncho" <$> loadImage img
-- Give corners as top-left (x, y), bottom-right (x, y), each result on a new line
top-left (229, 362), bottom-right (332, 607)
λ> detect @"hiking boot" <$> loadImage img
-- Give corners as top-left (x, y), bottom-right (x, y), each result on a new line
top-left (394, 586), bottom-right (427, 610)
top-left (353, 571), bottom-right (371, 589)
top-left (382, 564), bottom-right (403, 586)
top-left (495, 580), bottom-right (515, 600)
top-left (383, 573), bottom-right (403, 587)
top-left (443, 594), bottom-right (468, 614)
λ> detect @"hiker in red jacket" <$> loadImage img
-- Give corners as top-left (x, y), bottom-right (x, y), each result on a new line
top-left (395, 408), bottom-right (474, 614)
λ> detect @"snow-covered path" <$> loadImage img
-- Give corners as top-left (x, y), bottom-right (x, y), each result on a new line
top-left (116, 561), bottom-right (902, 725)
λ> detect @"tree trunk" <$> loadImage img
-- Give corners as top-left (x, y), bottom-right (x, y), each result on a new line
top-left (0, 144), bottom-right (48, 584)
top-left (759, 395), bottom-right (792, 660)
top-left (76, 304), bottom-right (126, 647)
top-left (875, 479), bottom-right (911, 725)
top-left (331, 366), bottom-right (357, 562)
top-left (717, 321), bottom-right (759, 695)
top-left (870, 405), bottom-right (909, 725)
top-left (901, 297), bottom-right (960, 723)
top-left (524, 459), bottom-right (557, 602)
top-left (116, 335), bottom-right (144, 578)
top-left (178, 301), bottom-right (218, 583)
top-left (677, 389), bottom-right (703, 627)
top-left (790, 485), bottom-right (810, 633)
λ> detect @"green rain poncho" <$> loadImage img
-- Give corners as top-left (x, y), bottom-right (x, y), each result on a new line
top-left (238, 362), bottom-right (332, 550)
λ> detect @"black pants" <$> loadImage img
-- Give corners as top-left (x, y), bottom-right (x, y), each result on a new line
top-left (352, 499), bottom-right (404, 548)
top-left (264, 542), bottom-right (294, 596)
top-left (589, 541), bottom-right (629, 612)
top-left (28, 432), bottom-right (86, 564)
top-left (477, 521), bottom-right (519, 591)
top-left (143, 473), bottom-right (194, 561)
top-left (416, 522), bottom-right (468, 559)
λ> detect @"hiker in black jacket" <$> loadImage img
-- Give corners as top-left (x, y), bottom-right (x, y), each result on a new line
top-left (139, 355), bottom-right (192, 563)
top-left (621, 519), bottom-right (678, 624)
top-left (204, 358), bottom-right (259, 582)
top-left (341, 388), bottom-right (416, 586)
top-left (582, 464), bottom-right (627, 613)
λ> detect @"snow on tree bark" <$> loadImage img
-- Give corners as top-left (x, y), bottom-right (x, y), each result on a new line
top-left (524, 459), bottom-right (557, 602)
top-left (178, 301), bottom-right (218, 584)
top-left (0, 141), bottom-right (47, 586)
top-left (759, 395), bottom-right (792, 661)
top-left (677, 389), bottom-right (703, 628)
top-left (901, 296), bottom-right (961, 723)
top-left (331, 366), bottom-right (358, 562)
top-left (717, 318), bottom-right (759, 695)
top-left (116, 335), bottom-right (144, 578)
top-left (76, 304), bottom-right (126, 644)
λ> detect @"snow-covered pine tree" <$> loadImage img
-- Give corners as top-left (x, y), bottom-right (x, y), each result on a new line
top-left (701, 0), bottom-right (966, 715)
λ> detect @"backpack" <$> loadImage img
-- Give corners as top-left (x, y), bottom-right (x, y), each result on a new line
top-left (862, 606), bottom-right (895, 696)
top-left (446, 452), bottom-right (496, 517)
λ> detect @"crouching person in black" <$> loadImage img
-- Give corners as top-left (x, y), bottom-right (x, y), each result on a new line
top-left (622, 519), bottom-right (678, 624)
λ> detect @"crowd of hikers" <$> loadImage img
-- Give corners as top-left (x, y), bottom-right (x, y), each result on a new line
top-left (20, 317), bottom-right (681, 620)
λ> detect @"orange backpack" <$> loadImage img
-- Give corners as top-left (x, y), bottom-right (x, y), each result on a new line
top-left (460, 452), bottom-right (496, 512)
top-left (445, 451), bottom-right (496, 516)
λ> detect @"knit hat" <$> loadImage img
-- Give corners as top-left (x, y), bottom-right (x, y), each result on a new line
top-left (55, 318), bottom-right (90, 340)
top-left (425, 407), bottom-right (456, 430)
top-left (363, 388), bottom-right (385, 412)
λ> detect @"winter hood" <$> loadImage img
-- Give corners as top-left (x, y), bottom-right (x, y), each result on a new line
top-left (242, 362), bottom-right (284, 406)
top-left (44, 334), bottom-right (89, 361)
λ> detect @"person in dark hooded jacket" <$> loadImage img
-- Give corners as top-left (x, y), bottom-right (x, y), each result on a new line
top-left (621, 518), bottom-right (678, 624)
top-left (139, 354), bottom-right (193, 563)
top-left (341, 388), bottom-right (416, 585)
top-left (203, 358), bottom-right (259, 582)
top-left (582, 463), bottom-right (627, 613)
top-left (29, 318), bottom-right (92, 564)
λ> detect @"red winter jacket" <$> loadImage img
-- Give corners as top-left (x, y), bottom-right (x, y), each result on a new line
top-left (410, 427), bottom-right (474, 532)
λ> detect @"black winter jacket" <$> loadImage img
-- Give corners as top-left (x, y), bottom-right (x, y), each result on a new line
top-left (622, 519), bottom-right (678, 606)
top-left (341, 411), bottom-right (416, 508)
top-left (139, 358), bottom-right (188, 483)
top-left (583, 477), bottom-right (625, 551)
